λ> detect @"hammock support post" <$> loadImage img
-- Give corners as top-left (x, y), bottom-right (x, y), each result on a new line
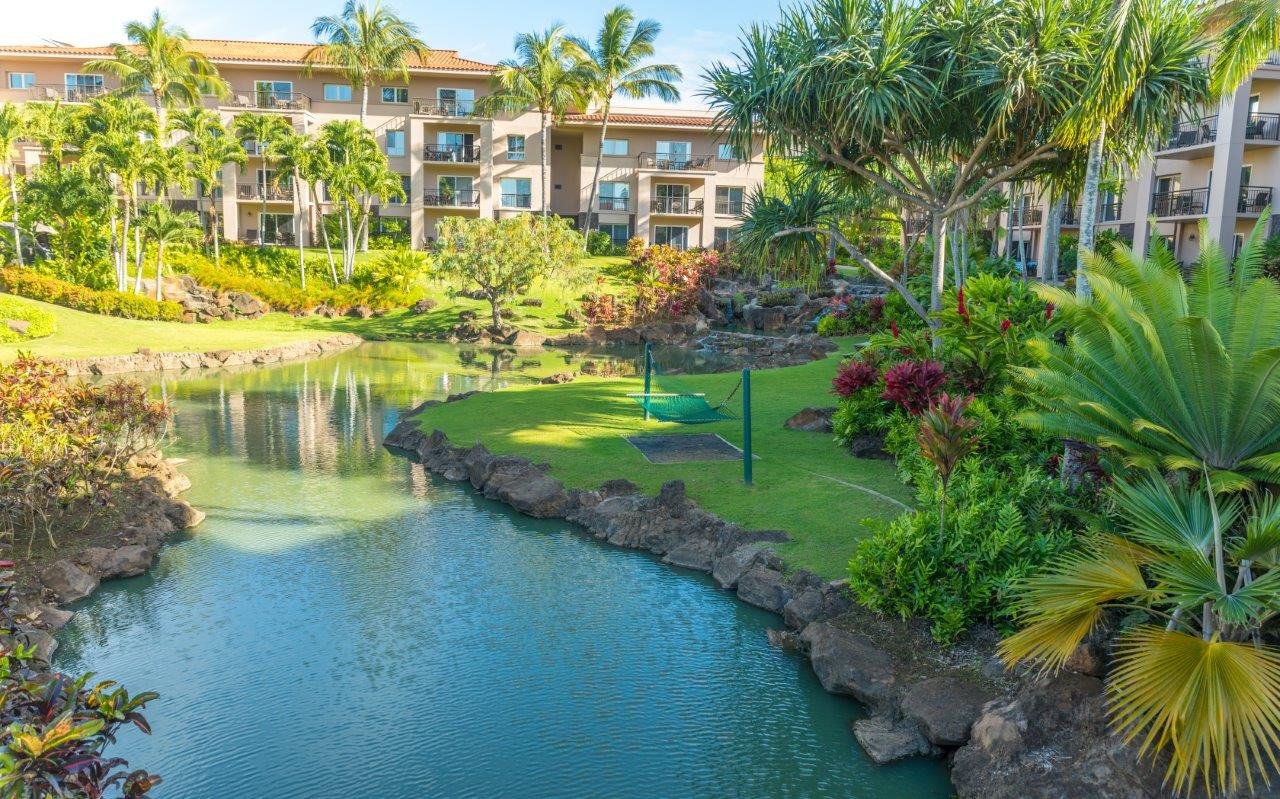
top-left (643, 342), bottom-right (652, 421)
top-left (742, 367), bottom-right (752, 485)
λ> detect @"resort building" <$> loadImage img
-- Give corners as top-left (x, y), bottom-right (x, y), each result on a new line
top-left (995, 55), bottom-right (1280, 271)
top-left (0, 40), bottom-right (764, 250)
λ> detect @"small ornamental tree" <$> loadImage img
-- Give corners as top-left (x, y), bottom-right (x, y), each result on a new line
top-left (433, 215), bottom-right (581, 332)
top-left (916, 393), bottom-right (978, 536)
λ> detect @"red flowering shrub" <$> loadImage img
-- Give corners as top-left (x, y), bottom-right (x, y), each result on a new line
top-left (586, 245), bottom-right (719, 325)
top-left (881, 360), bottom-right (947, 414)
top-left (832, 359), bottom-right (879, 398)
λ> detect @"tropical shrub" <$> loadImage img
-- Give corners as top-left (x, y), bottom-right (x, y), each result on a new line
top-left (582, 245), bottom-right (719, 326)
top-left (0, 296), bottom-right (57, 343)
top-left (934, 274), bottom-right (1055, 390)
top-left (0, 585), bottom-right (160, 798)
top-left (832, 385), bottom-right (892, 446)
top-left (831, 358), bottom-right (878, 398)
top-left (171, 254), bottom-right (413, 313)
top-left (0, 268), bottom-right (183, 322)
top-left (585, 230), bottom-right (624, 257)
top-left (880, 360), bottom-right (946, 415)
top-left (916, 393), bottom-right (978, 535)
top-left (349, 249), bottom-right (429, 295)
top-left (0, 356), bottom-right (170, 554)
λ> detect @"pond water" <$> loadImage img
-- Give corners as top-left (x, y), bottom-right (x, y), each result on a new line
top-left (55, 342), bottom-right (951, 798)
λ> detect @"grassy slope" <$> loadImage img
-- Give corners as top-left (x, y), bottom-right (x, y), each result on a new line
top-left (412, 343), bottom-right (912, 579)
top-left (0, 296), bottom-right (333, 361)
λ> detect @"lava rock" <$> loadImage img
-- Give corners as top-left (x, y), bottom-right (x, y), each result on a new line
top-left (783, 406), bottom-right (836, 432)
top-left (853, 715), bottom-right (940, 764)
top-left (40, 560), bottom-right (100, 603)
top-left (900, 675), bottom-right (999, 747)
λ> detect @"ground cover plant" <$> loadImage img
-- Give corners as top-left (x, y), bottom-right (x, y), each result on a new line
top-left (0, 297), bottom-right (56, 343)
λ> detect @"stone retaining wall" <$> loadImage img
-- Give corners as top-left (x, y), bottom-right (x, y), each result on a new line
top-left (57, 333), bottom-right (363, 376)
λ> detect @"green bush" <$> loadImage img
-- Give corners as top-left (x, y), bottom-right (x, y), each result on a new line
top-left (0, 268), bottom-right (183, 322)
top-left (0, 296), bottom-right (57, 343)
top-left (350, 249), bottom-right (429, 295)
top-left (586, 230), bottom-right (624, 257)
top-left (832, 385), bottom-right (892, 445)
top-left (169, 252), bottom-right (415, 313)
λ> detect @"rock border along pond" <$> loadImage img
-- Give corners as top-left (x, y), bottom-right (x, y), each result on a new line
top-left (55, 332), bottom-right (363, 376)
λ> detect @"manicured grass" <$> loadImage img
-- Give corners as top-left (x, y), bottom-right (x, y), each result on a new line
top-left (411, 343), bottom-right (912, 579)
top-left (0, 296), bottom-right (335, 361)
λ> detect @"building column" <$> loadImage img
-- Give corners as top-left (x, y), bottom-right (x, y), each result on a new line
top-left (700, 178), bottom-right (716, 248)
top-left (478, 120), bottom-right (495, 220)
top-left (1129, 155), bottom-right (1157, 257)
top-left (1205, 80), bottom-right (1252, 250)
top-left (407, 120), bottom-right (425, 248)
top-left (635, 173), bottom-right (651, 243)
top-left (220, 162), bottom-right (239, 242)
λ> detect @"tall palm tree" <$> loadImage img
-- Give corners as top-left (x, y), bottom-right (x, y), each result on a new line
top-left (178, 120), bottom-right (245, 265)
top-left (233, 112), bottom-right (295, 248)
top-left (80, 97), bottom-right (158, 290)
top-left (273, 131), bottom-right (313, 288)
top-left (85, 9), bottom-right (229, 134)
top-left (0, 103), bottom-right (24, 267)
top-left (566, 6), bottom-right (681, 235)
top-left (477, 26), bottom-right (580, 216)
top-left (22, 101), bottom-right (80, 165)
top-left (304, 0), bottom-right (430, 125)
top-left (317, 119), bottom-right (382, 280)
top-left (138, 202), bottom-right (201, 301)
top-left (302, 137), bottom-right (340, 285)
top-left (1210, 0), bottom-right (1280, 97)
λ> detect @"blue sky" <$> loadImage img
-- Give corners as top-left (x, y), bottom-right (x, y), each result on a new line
top-left (6, 0), bottom-right (786, 108)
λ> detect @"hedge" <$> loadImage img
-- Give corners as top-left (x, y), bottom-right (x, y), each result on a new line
top-left (0, 268), bottom-right (185, 323)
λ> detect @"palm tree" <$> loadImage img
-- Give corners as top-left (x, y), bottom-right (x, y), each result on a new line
top-left (302, 137), bottom-right (340, 285)
top-left (477, 26), bottom-right (580, 217)
top-left (0, 103), bottom-right (25, 267)
top-left (84, 129), bottom-right (147, 290)
top-left (233, 112), bottom-right (295, 248)
top-left (566, 6), bottom-right (681, 235)
top-left (317, 119), bottom-right (382, 280)
top-left (22, 101), bottom-right (80, 165)
top-left (304, 0), bottom-right (430, 125)
top-left (272, 131), bottom-right (313, 287)
top-left (138, 202), bottom-right (201, 301)
top-left (85, 9), bottom-right (229, 134)
top-left (178, 119), bottom-right (245, 265)
top-left (1210, 0), bottom-right (1280, 97)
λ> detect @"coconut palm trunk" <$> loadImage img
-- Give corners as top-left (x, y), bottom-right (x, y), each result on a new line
top-left (1043, 195), bottom-right (1064, 283)
top-left (539, 110), bottom-right (551, 216)
top-left (133, 220), bottom-right (144, 294)
top-left (1076, 126), bottom-right (1105, 299)
top-left (209, 190), bottom-right (222, 265)
top-left (155, 241), bottom-right (165, 301)
top-left (360, 83), bottom-right (369, 126)
top-left (293, 167), bottom-right (306, 289)
top-left (7, 170), bottom-right (20, 268)
top-left (584, 104), bottom-right (612, 235)
top-left (310, 183), bottom-right (339, 285)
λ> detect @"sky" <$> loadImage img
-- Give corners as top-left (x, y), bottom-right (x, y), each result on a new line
top-left (5, 0), bottom-right (786, 109)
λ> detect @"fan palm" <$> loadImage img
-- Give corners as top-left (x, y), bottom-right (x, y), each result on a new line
top-left (304, 0), bottom-right (429, 125)
top-left (233, 113), bottom-right (295, 248)
top-left (565, 6), bottom-right (681, 235)
top-left (1019, 215), bottom-right (1280, 490)
top-left (0, 103), bottom-right (24, 267)
top-left (85, 10), bottom-right (229, 133)
top-left (477, 26), bottom-right (580, 216)
top-left (1002, 474), bottom-right (1280, 796)
top-left (138, 203), bottom-right (201, 301)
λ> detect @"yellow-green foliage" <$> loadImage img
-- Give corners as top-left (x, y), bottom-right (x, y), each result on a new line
top-left (0, 296), bottom-right (57, 343)
top-left (0, 268), bottom-right (183, 322)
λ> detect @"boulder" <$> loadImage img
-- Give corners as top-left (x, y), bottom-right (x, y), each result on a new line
top-left (782, 588), bottom-right (825, 629)
top-left (164, 499), bottom-right (206, 529)
top-left (519, 297), bottom-right (543, 307)
top-left (662, 537), bottom-right (718, 572)
top-left (16, 628), bottom-right (58, 664)
top-left (736, 562), bottom-right (792, 613)
top-left (849, 432), bottom-right (891, 460)
top-left (346, 304), bottom-right (374, 319)
top-left (540, 372), bottom-right (576, 385)
top-left (852, 716), bottom-right (939, 765)
top-left (800, 620), bottom-right (898, 708)
top-left (783, 406), bottom-right (836, 432)
top-left (78, 545), bottom-right (154, 579)
top-left (711, 544), bottom-right (764, 589)
top-left (766, 627), bottom-right (802, 650)
top-left (409, 298), bottom-right (438, 314)
top-left (506, 329), bottom-right (547, 348)
top-left (493, 468), bottom-right (570, 518)
top-left (35, 605), bottom-right (74, 630)
top-left (40, 560), bottom-right (100, 603)
top-left (5, 319), bottom-right (30, 336)
top-left (899, 675), bottom-right (998, 746)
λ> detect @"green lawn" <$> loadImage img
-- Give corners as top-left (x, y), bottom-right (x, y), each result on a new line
top-left (410, 344), bottom-right (912, 579)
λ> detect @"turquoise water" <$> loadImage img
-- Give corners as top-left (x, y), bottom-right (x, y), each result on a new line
top-left (55, 342), bottom-right (951, 798)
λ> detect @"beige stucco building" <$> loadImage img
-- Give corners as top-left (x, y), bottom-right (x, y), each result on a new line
top-left (996, 55), bottom-right (1280, 272)
top-left (0, 39), bottom-right (764, 250)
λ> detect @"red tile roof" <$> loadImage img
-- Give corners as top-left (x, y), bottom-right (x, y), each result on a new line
top-left (0, 39), bottom-right (494, 73)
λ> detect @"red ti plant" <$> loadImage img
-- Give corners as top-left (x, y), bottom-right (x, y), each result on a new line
top-left (831, 359), bottom-right (879, 398)
top-left (916, 393), bottom-right (978, 536)
top-left (880, 360), bottom-right (947, 414)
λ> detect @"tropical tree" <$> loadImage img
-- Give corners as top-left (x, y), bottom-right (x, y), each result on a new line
top-left (477, 26), bottom-right (580, 216)
top-left (80, 99), bottom-right (158, 290)
top-left (138, 202), bottom-right (201, 300)
top-left (566, 6), bottom-right (681, 235)
top-left (179, 125), bottom-right (245, 265)
top-left (233, 112), bottom-right (295, 248)
top-left (1210, 0), bottom-right (1280, 98)
top-left (316, 119), bottom-right (387, 281)
top-left (304, 0), bottom-right (430, 125)
top-left (302, 138), bottom-right (340, 285)
top-left (0, 103), bottom-right (24, 266)
top-left (85, 9), bottom-right (229, 133)
top-left (273, 131), bottom-right (313, 287)
top-left (22, 101), bottom-right (80, 165)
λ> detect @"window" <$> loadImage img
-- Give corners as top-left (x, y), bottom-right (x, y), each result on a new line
top-left (654, 183), bottom-right (693, 213)
top-left (64, 73), bottom-right (103, 101)
top-left (716, 186), bottom-right (745, 215)
top-left (599, 223), bottom-right (630, 248)
top-left (717, 143), bottom-right (736, 161)
top-left (434, 176), bottom-right (475, 206)
top-left (258, 213), bottom-right (295, 245)
top-left (1241, 165), bottom-right (1253, 186)
top-left (438, 88), bottom-right (475, 116)
top-left (599, 181), bottom-right (630, 211)
top-left (381, 86), bottom-right (409, 104)
top-left (7, 73), bottom-right (34, 90)
top-left (323, 83), bottom-right (352, 102)
top-left (506, 135), bottom-right (526, 161)
top-left (653, 225), bottom-right (688, 250)
top-left (501, 177), bottom-right (532, 208)
top-left (714, 226), bottom-right (739, 249)
top-left (602, 138), bottom-right (628, 156)
top-left (385, 129), bottom-right (405, 157)
top-left (254, 80), bottom-right (293, 106)
top-left (389, 175), bottom-right (411, 204)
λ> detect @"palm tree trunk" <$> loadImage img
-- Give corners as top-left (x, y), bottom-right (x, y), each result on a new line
top-left (293, 167), bottom-right (305, 289)
top-left (929, 211), bottom-right (947, 353)
top-left (1044, 195), bottom-right (1064, 283)
top-left (343, 205), bottom-right (355, 282)
top-left (133, 224), bottom-right (144, 294)
top-left (360, 83), bottom-right (369, 127)
top-left (540, 111), bottom-right (550, 217)
top-left (210, 192), bottom-right (222, 265)
top-left (155, 242), bottom-right (164, 302)
top-left (311, 184), bottom-right (338, 285)
top-left (1077, 125), bottom-right (1105, 300)
top-left (7, 170), bottom-right (21, 268)
top-left (119, 200), bottom-right (131, 291)
top-left (259, 156), bottom-right (268, 248)
top-left (584, 103), bottom-right (611, 237)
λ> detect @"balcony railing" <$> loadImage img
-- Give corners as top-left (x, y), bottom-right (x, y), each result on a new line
top-left (597, 197), bottom-right (631, 212)
top-left (1151, 187), bottom-right (1209, 217)
top-left (501, 193), bottom-right (532, 209)
top-left (170, 200), bottom-right (200, 214)
top-left (1009, 207), bottom-right (1043, 225)
top-left (236, 183), bottom-right (294, 201)
top-left (1246, 113), bottom-right (1280, 143)
top-left (1061, 206), bottom-right (1081, 226)
top-left (423, 144), bottom-right (481, 163)
top-left (26, 84), bottom-right (108, 102)
top-left (715, 200), bottom-right (744, 215)
top-left (412, 99), bottom-right (477, 117)
top-left (651, 197), bottom-right (704, 214)
top-left (229, 90), bottom-right (311, 111)
top-left (1239, 185), bottom-right (1275, 214)
top-left (423, 190), bottom-right (480, 207)
top-left (1100, 200), bottom-right (1124, 222)
top-left (637, 152), bottom-right (714, 170)
top-left (1162, 116), bottom-right (1217, 151)
top-left (903, 215), bottom-right (930, 234)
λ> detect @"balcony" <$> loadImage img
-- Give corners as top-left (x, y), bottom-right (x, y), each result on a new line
top-left (1245, 113), bottom-right (1280, 143)
top-left (1061, 206), bottom-right (1081, 226)
top-left (170, 200), bottom-right (200, 214)
top-left (1161, 116), bottom-right (1217, 152)
top-left (651, 197), bottom-right (704, 214)
top-left (1239, 185), bottom-right (1274, 214)
top-left (1100, 200), bottom-right (1124, 222)
top-left (1009, 207), bottom-right (1043, 226)
top-left (423, 190), bottom-right (480, 208)
top-left (423, 144), bottom-right (481, 163)
top-left (1151, 187), bottom-right (1208, 218)
top-left (597, 197), bottom-right (631, 212)
top-left (412, 99), bottom-right (477, 118)
top-left (236, 183), bottom-right (293, 201)
top-left (228, 90), bottom-right (311, 111)
top-left (501, 193), bottom-right (532, 209)
top-left (637, 152), bottom-right (714, 171)
top-left (715, 200), bottom-right (744, 215)
top-left (26, 84), bottom-right (108, 103)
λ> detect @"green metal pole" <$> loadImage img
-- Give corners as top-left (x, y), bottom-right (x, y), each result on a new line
top-left (643, 342), bottom-right (652, 421)
top-left (742, 367), bottom-right (752, 485)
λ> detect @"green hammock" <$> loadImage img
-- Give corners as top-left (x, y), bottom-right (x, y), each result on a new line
top-left (628, 344), bottom-right (741, 424)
